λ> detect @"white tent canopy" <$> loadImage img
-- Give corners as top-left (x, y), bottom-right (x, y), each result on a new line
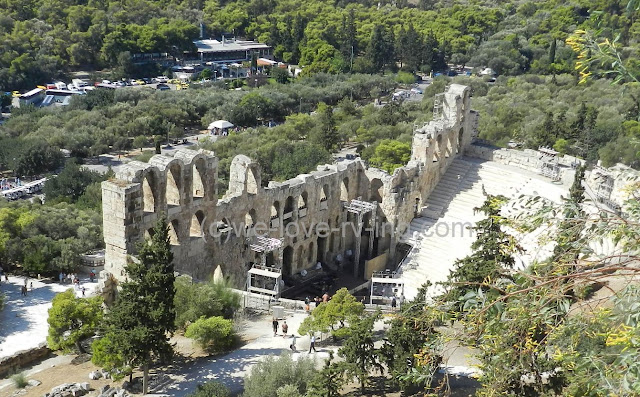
top-left (208, 120), bottom-right (234, 130)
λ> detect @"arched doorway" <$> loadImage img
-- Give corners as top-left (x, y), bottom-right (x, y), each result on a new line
top-left (282, 246), bottom-right (293, 276)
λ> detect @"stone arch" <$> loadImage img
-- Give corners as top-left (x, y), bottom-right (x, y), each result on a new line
top-left (433, 134), bottom-right (442, 162)
top-left (142, 172), bottom-right (157, 213)
top-left (370, 178), bottom-right (383, 203)
top-left (166, 163), bottom-right (182, 206)
top-left (283, 246), bottom-right (293, 276)
top-left (168, 219), bottom-right (180, 245)
top-left (190, 210), bottom-right (205, 237)
top-left (284, 196), bottom-right (295, 214)
top-left (445, 131), bottom-right (454, 158)
top-left (192, 158), bottom-right (206, 200)
top-left (298, 191), bottom-right (308, 209)
top-left (216, 217), bottom-right (232, 242)
top-left (340, 177), bottom-right (349, 201)
top-left (144, 227), bottom-right (155, 240)
top-left (457, 127), bottom-right (464, 153)
top-left (246, 167), bottom-right (259, 195)
top-left (271, 201), bottom-right (280, 219)
top-left (321, 184), bottom-right (329, 202)
top-left (296, 245), bottom-right (304, 271)
top-left (245, 209), bottom-right (256, 227)
top-left (307, 241), bottom-right (314, 264)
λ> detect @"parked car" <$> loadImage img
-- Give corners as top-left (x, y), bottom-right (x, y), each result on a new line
top-left (410, 87), bottom-right (423, 94)
top-left (156, 83), bottom-right (170, 91)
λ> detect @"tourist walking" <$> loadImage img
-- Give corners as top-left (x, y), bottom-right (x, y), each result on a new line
top-left (308, 335), bottom-right (317, 353)
top-left (305, 296), bottom-right (310, 313)
top-left (290, 335), bottom-right (297, 352)
top-left (21, 285), bottom-right (27, 296)
top-left (272, 317), bottom-right (279, 336)
top-left (282, 321), bottom-right (288, 338)
top-left (391, 296), bottom-right (397, 310)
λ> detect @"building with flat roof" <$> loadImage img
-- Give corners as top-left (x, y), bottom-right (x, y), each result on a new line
top-left (187, 38), bottom-right (273, 64)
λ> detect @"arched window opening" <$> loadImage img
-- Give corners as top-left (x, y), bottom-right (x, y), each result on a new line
top-left (307, 242), bottom-right (314, 264)
top-left (340, 178), bottom-right (349, 201)
top-left (166, 164), bottom-right (181, 206)
top-left (433, 135), bottom-right (442, 162)
top-left (370, 178), bottom-right (383, 203)
top-left (142, 173), bottom-right (156, 213)
top-left (298, 191), bottom-right (308, 217)
top-left (169, 219), bottom-right (180, 245)
top-left (283, 246), bottom-right (293, 276)
top-left (271, 201), bottom-right (280, 219)
top-left (247, 168), bottom-right (258, 195)
top-left (193, 159), bottom-right (206, 200)
top-left (457, 128), bottom-right (464, 153)
top-left (190, 211), bottom-right (205, 237)
top-left (216, 218), bottom-right (232, 242)
top-left (319, 184), bottom-right (329, 210)
top-left (284, 196), bottom-right (294, 225)
top-left (296, 245), bottom-right (304, 272)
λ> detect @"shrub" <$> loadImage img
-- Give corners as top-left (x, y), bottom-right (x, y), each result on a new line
top-left (188, 381), bottom-right (230, 397)
top-left (185, 316), bottom-right (236, 352)
top-left (243, 354), bottom-right (317, 397)
top-left (174, 276), bottom-right (241, 329)
top-left (12, 373), bottom-right (28, 388)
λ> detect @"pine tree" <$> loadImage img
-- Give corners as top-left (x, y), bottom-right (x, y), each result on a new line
top-left (551, 163), bottom-right (586, 265)
top-left (367, 24), bottom-right (387, 73)
top-left (442, 195), bottom-right (520, 311)
top-left (93, 218), bottom-right (176, 394)
top-left (338, 314), bottom-right (383, 392)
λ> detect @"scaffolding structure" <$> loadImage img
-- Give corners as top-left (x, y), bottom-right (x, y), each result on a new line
top-left (246, 236), bottom-right (284, 298)
top-left (433, 93), bottom-right (445, 120)
top-left (370, 270), bottom-right (404, 305)
top-left (592, 168), bottom-right (621, 213)
top-left (345, 198), bottom-right (377, 278)
top-left (538, 147), bottom-right (561, 182)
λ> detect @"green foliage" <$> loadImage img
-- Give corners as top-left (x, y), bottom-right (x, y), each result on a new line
top-left (188, 381), bottom-right (230, 397)
top-left (271, 67), bottom-right (290, 84)
top-left (366, 139), bottom-right (411, 173)
top-left (441, 194), bottom-right (520, 312)
top-left (395, 72), bottom-right (416, 85)
top-left (174, 276), bottom-right (241, 329)
top-left (337, 313), bottom-right (384, 392)
top-left (185, 316), bottom-right (236, 353)
top-left (93, 217), bottom-right (176, 394)
top-left (242, 354), bottom-right (317, 397)
top-left (381, 305), bottom-right (443, 391)
top-left (306, 352), bottom-right (345, 397)
top-left (11, 373), bottom-right (27, 388)
top-left (44, 159), bottom-right (105, 204)
top-left (298, 288), bottom-right (364, 338)
top-left (47, 289), bottom-right (103, 353)
top-left (0, 201), bottom-right (103, 276)
top-left (14, 141), bottom-right (64, 177)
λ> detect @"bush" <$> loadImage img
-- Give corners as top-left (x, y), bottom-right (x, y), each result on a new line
top-left (185, 316), bottom-right (236, 352)
top-left (12, 373), bottom-right (28, 388)
top-left (188, 381), bottom-right (230, 397)
top-left (174, 276), bottom-right (241, 329)
top-left (243, 354), bottom-right (317, 397)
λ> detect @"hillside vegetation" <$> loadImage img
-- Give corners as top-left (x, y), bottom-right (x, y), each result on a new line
top-left (1, 0), bottom-right (638, 90)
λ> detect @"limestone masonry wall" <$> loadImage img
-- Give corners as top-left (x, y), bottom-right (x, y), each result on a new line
top-left (102, 84), bottom-right (475, 285)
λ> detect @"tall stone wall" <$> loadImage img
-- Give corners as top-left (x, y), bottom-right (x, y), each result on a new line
top-left (102, 84), bottom-right (475, 284)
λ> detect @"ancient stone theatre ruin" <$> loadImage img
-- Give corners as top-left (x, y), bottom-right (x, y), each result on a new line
top-left (102, 84), bottom-right (476, 296)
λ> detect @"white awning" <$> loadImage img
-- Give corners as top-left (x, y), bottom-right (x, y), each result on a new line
top-left (248, 267), bottom-right (281, 279)
top-left (208, 120), bottom-right (234, 130)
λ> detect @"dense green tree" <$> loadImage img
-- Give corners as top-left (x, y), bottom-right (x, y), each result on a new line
top-left (93, 218), bottom-right (176, 393)
top-left (43, 159), bottom-right (104, 203)
top-left (338, 313), bottom-right (384, 392)
top-left (47, 289), bottom-right (103, 353)
top-left (311, 102), bottom-right (340, 152)
top-left (298, 288), bottom-right (364, 338)
top-left (441, 194), bottom-right (520, 312)
top-left (366, 140), bottom-right (411, 174)
top-left (188, 381), bottom-right (230, 397)
top-left (306, 352), bottom-right (345, 397)
top-left (14, 141), bottom-right (64, 177)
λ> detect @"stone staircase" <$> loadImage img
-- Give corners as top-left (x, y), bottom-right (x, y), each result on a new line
top-left (399, 157), bottom-right (570, 299)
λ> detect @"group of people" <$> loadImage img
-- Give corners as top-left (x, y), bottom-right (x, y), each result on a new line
top-left (304, 292), bottom-right (331, 313)
top-left (271, 317), bottom-right (318, 354)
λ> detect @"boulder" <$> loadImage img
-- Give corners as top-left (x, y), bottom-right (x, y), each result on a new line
top-left (27, 379), bottom-right (41, 387)
top-left (89, 371), bottom-right (102, 380)
top-left (78, 382), bottom-right (90, 391)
